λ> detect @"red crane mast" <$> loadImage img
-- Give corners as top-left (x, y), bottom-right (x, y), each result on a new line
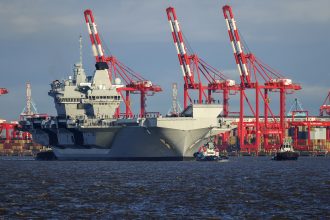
top-left (320, 90), bottom-right (330, 116)
top-left (222, 5), bottom-right (301, 152)
top-left (223, 6), bottom-right (250, 88)
top-left (166, 6), bottom-right (239, 116)
top-left (84, 9), bottom-right (162, 118)
top-left (166, 7), bottom-right (199, 108)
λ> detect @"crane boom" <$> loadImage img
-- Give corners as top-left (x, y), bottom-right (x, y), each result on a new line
top-left (166, 7), bottom-right (194, 85)
top-left (222, 5), bottom-right (250, 86)
top-left (84, 9), bottom-right (105, 62)
top-left (83, 9), bottom-right (162, 118)
top-left (320, 90), bottom-right (330, 116)
top-left (166, 6), bottom-right (240, 112)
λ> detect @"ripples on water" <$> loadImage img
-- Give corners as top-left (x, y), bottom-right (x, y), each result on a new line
top-left (0, 157), bottom-right (329, 219)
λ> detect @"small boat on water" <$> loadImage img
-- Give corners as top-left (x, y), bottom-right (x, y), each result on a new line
top-left (272, 140), bottom-right (299, 161)
top-left (35, 150), bottom-right (57, 161)
top-left (193, 140), bottom-right (229, 161)
top-left (194, 141), bottom-right (219, 161)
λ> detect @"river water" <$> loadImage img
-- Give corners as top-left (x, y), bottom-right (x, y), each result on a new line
top-left (0, 156), bottom-right (329, 219)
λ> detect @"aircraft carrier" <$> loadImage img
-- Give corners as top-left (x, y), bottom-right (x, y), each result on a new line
top-left (19, 60), bottom-right (230, 160)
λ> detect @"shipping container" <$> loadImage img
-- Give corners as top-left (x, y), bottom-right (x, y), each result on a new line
top-left (229, 136), bottom-right (237, 145)
top-left (310, 128), bottom-right (326, 140)
top-left (288, 127), bottom-right (295, 136)
top-left (298, 131), bottom-right (308, 139)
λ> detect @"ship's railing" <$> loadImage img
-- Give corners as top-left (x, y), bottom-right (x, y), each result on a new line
top-left (36, 117), bottom-right (118, 129)
top-left (35, 113), bottom-right (165, 129)
top-left (67, 118), bottom-right (118, 128)
top-left (115, 112), bottom-right (161, 119)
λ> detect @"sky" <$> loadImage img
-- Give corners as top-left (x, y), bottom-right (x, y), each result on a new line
top-left (0, 0), bottom-right (329, 121)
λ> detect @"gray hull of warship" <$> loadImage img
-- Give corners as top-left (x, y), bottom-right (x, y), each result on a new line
top-left (30, 105), bottom-right (229, 160)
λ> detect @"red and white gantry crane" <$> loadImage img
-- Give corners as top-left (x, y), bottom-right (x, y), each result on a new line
top-left (166, 6), bottom-right (239, 116)
top-left (84, 9), bottom-right (162, 118)
top-left (222, 5), bottom-right (301, 152)
top-left (320, 90), bottom-right (330, 116)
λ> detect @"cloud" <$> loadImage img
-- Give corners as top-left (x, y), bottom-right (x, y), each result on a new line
top-left (222, 69), bottom-right (240, 81)
top-left (11, 16), bottom-right (40, 34)
top-left (232, 0), bottom-right (330, 25)
top-left (51, 15), bottom-right (81, 27)
top-left (299, 84), bottom-right (328, 99)
top-left (0, 1), bottom-right (82, 39)
top-left (289, 84), bottom-right (328, 115)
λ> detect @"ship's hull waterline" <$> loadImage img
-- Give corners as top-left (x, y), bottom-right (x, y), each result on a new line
top-left (32, 125), bottom-right (211, 161)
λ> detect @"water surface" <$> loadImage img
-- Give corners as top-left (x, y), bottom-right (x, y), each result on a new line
top-left (0, 157), bottom-right (329, 219)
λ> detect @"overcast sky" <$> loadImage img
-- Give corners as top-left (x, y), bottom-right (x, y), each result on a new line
top-left (0, 0), bottom-right (329, 121)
